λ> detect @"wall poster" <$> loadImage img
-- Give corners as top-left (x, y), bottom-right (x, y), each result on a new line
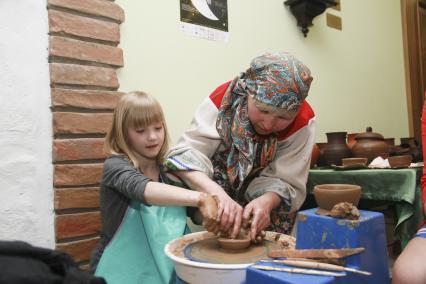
top-left (180, 0), bottom-right (229, 42)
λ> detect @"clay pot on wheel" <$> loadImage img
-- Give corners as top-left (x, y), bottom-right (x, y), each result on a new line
top-left (322, 132), bottom-right (352, 166)
top-left (352, 127), bottom-right (389, 163)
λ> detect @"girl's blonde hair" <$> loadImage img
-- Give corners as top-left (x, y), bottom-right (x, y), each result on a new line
top-left (104, 91), bottom-right (170, 168)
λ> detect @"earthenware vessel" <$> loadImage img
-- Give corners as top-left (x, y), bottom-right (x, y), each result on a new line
top-left (310, 143), bottom-right (320, 168)
top-left (313, 184), bottom-right (362, 215)
top-left (400, 137), bottom-right (422, 162)
top-left (322, 132), bottom-right (352, 166)
top-left (316, 142), bottom-right (328, 167)
top-left (352, 127), bottom-right (389, 163)
top-left (388, 155), bottom-right (412, 168)
top-left (347, 133), bottom-right (358, 150)
top-left (384, 138), bottom-right (396, 155)
top-left (341, 157), bottom-right (368, 167)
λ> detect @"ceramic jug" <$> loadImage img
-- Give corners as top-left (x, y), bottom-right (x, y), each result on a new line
top-left (322, 132), bottom-right (352, 166)
top-left (352, 127), bottom-right (389, 163)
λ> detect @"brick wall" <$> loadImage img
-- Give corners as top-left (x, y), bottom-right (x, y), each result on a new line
top-left (47, 0), bottom-right (125, 268)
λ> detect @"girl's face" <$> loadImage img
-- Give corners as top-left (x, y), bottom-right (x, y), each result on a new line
top-left (247, 96), bottom-right (297, 135)
top-left (127, 122), bottom-right (165, 160)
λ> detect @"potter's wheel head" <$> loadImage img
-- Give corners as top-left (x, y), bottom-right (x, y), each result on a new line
top-left (184, 237), bottom-right (282, 264)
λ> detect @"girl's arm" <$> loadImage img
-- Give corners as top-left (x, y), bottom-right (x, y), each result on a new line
top-left (175, 170), bottom-right (243, 239)
top-left (144, 180), bottom-right (219, 232)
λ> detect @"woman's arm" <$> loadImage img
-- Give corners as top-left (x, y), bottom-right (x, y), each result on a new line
top-left (242, 119), bottom-right (316, 238)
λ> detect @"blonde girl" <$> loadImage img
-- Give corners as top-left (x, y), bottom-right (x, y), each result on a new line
top-left (90, 91), bottom-right (217, 284)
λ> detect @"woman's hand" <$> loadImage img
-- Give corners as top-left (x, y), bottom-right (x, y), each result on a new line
top-left (198, 194), bottom-right (220, 232)
top-left (215, 191), bottom-right (244, 239)
top-left (242, 192), bottom-right (281, 241)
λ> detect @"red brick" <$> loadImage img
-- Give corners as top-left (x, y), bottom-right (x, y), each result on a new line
top-left (48, 0), bottom-right (124, 23)
top-left (56, 212), bottom-right (101, 240)
top-left (49, 36), bottom-right (123, 67)
top-left (54, 163), bottom-right (103, 186)
top-left (53, 138), bottom-right (106, 161)
top-left (55, 187), bottom-right (100, 210)
top-left (49, 10), bottom-right (120, 43)
top-left (52, 88), bottom-right (124, 109)
top-left (53, 112), bottom-right (112, 135)
top-left (50, 63), bottom-right (119, 88)
top-left (56, 237), bottom-right (99, 263)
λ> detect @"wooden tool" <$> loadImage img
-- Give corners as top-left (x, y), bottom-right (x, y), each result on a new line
top-left (252, 265), bottom-right (345, 277)
top-left (268, 247), bottom-right (365, 259)
top-left (260, 259), bottom-right (371, 276)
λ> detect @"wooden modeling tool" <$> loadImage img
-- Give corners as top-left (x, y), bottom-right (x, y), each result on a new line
top-left (260, 259), bottom-right (371, 276)
top-left (268, 247), bottom-right (365, 259)
top-left (252, 265), bottom-right (345, 277)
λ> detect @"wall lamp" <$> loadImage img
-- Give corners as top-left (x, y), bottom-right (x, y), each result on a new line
top-left (284, 0), bottom-right (338, 37)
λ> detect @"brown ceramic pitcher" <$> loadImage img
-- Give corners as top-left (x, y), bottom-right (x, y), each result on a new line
top-left (352, 127), bottom-right (389, 163)
top-left (322, 132), bottom-right (352, 166)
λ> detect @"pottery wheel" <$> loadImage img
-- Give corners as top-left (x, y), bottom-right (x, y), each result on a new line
top-left (184, 237), bottom-right (282, 264)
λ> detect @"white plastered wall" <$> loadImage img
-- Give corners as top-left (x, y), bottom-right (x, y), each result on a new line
top-left (0, 1), bottom-right (54, 248)
top-left (116, 0), bottom-right (408, 144)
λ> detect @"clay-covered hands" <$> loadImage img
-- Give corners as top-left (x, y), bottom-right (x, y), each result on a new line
top-left (198, 193), bottom-right (220, 232)
top-left (242, 192), bottom-right (281, 241)
top-left (215, 191), bottom-right (244, 239)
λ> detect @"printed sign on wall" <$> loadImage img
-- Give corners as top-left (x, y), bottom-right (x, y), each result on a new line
top-left (180, 0), bottom-right (229, 42)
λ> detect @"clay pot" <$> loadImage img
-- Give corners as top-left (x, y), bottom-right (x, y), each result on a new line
top-left (352, 127), bottom-right (389, 163)
top-left (347, 133), bottom-right (358, 150)
top-left (322, 132), bottom-right (352, 166)
top-left (313, 184), bottom-right (362, 214)
top-left (341, 157), bottom-right (368, 167)
top-left (217, 233), bottom-right (251, 250)
top-left (388, 155), bottom-right (412, 168)
top-left (400, 137), bottom-right (422, 162)
top-left (384, 138), bottom-right (396, 155)
top-left (316, 142), bottom-right (328, 167)
top-left (310, 144), bottom-right (320, 168)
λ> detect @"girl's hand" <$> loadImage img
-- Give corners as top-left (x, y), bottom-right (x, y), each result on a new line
top-left (242, 192), bottom-right (281, 241)
top-left (198, 194), bottom-right (220, 232)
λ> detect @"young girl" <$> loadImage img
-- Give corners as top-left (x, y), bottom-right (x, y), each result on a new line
top-left (90, 91), bottom-right (218, 284)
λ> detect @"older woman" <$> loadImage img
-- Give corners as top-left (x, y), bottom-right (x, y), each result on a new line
top-left (166, 52), bottom-right (315, 240)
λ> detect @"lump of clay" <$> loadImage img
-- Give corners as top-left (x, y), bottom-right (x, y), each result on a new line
top-left (329, 202), bottom-right (360, 220)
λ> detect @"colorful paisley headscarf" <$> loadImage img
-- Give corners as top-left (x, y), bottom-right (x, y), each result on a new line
top-left (213, 52), bottom-right (313, 198)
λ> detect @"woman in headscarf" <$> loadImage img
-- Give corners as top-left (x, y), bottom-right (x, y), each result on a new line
top-left (166, 52), bottom-right (315, 240)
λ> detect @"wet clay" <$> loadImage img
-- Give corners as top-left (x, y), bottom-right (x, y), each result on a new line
top-left (186, 238), bottom-right (281, 264)
top-left (170, 231), bottom-right (295, 265)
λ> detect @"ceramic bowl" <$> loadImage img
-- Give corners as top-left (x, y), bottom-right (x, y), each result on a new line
top-left (388, 155), bottom-right (412, 168)
top-left (341, 157), bottom-right (368, 167)
top-left (313, 184), bottom-right (362, 214)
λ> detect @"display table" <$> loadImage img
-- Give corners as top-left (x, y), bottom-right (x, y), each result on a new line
top-left (307, 168), bottom-right (423, 248)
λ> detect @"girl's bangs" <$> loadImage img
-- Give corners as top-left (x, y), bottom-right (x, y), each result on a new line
top-left (127, 101), bottom-right (164, 129)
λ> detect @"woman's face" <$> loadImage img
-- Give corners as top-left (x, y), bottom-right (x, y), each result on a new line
top-left (247, 96), bottom-right (297, 135)
top-left (127, 122), bottom-right (165, 160)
